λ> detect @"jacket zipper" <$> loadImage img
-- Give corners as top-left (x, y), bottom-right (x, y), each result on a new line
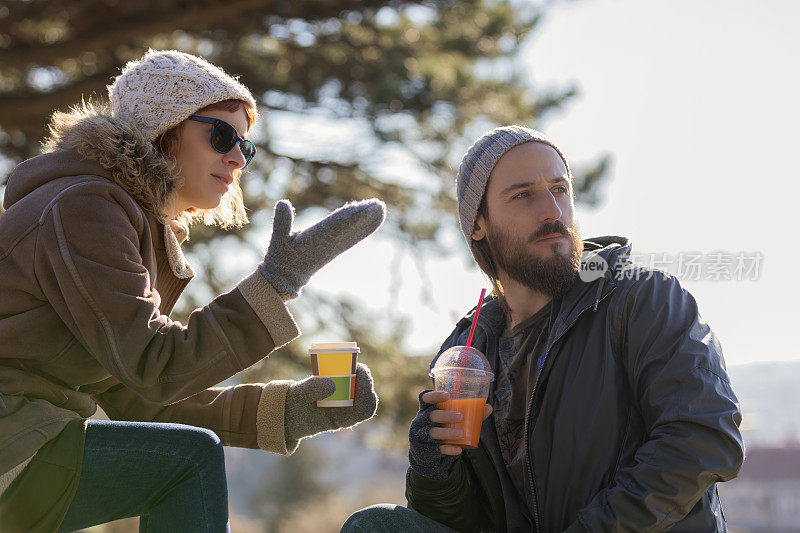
top-left (522, 286), bottom-right (616, 531)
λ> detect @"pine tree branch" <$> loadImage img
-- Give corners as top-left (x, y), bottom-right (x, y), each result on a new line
top-left (0, 0), bottom-right (393, 68)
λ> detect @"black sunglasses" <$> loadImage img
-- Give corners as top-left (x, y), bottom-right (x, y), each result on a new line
top-left (186, 115), bottom-right (256, 168)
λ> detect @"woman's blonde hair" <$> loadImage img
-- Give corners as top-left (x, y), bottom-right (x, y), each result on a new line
top-left (154, 99), bottom-right (258, 229)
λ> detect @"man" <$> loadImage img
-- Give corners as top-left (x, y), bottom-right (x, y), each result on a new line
top-left (343, 126), bottom-right (744, 532)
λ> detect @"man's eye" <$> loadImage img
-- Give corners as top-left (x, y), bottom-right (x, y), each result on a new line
top-left (554, 186), bottom-right (568, 194)
top-left (512, 191), bottom-right (529, 199)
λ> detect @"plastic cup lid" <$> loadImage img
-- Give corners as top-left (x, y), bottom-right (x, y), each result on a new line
top-left (429, 366), bottom-right (494, 380)
top-left (431, 345), bottom-right (492, 375)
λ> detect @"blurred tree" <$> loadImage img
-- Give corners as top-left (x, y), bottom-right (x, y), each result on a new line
top-left (251, 443), bottom-right (330, 533)
top-left (0, 0), bottom-right (610, 444)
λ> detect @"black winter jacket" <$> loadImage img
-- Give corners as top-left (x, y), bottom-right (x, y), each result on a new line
top-left (406, 236), bottom-right (744, 532)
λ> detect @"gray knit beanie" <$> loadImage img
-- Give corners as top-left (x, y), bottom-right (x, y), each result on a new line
top-left (456, 125), bottom-right (571, 246)
top-left (108, 49), bottom-right (258, 142)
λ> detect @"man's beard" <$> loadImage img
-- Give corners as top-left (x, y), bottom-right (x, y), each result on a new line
top-left (486, 218), bottom-right (583, 299)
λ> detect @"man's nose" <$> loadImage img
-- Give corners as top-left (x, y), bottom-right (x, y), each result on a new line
top-left (537, 190), bottom-right (563, 223)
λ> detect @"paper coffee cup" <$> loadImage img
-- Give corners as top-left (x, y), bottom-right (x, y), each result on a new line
top-left (309, 342), bottom-right (359, 407)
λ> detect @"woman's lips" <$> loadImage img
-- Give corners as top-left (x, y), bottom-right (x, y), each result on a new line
top-left (212, 174), bottom-right (231, 189)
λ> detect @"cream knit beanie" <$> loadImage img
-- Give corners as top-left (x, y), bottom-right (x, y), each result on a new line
top-left (108, 49), bottom-right (258, 142)
top-left (456, 125), bottom-right (571, 246)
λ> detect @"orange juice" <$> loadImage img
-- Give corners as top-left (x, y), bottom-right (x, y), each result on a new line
top-left (436, 397), bottom-right (486, 449)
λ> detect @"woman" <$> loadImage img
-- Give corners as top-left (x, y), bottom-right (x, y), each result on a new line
top-left (0, 49), bottom-right (384, 531)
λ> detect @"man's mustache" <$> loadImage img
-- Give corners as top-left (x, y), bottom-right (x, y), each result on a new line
top-left (528, 220), bottom-right (572, 243)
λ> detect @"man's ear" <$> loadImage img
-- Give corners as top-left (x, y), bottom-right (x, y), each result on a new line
top-left (472, 213), bottom-right (487, 241)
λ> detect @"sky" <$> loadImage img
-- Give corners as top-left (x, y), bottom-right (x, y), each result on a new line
top-left (310, 0), bottom-right (800, 367)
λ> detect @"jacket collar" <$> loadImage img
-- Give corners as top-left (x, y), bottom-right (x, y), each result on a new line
top-left (5, 102), bottom-right (181, 219)
top-left (444, 235), bottom-right (632, 353)
top-left (555, 235), bottom-right (630, 327)
top-left (142, 210), bottom-right (195, 279)
top-left (164, 219), bottom-right (194, 279)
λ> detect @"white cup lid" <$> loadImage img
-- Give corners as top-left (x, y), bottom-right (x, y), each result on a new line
top-left (310, 342), bottom-right (358, 350)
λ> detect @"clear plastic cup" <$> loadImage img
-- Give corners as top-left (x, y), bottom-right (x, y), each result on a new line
top-left (429, 346), bottom-right (494, 449)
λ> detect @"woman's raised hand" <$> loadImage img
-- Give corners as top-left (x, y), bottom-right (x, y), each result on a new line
top-left (257, 198), bottom-right (386, 299)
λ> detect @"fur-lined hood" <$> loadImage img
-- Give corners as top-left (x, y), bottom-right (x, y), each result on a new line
top-left (4, 103), bottom-right (181, 219)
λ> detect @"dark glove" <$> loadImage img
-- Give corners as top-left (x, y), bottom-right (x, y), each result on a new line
top-left (258, 199), bottom-right (386, 299)
top-left (283, 363), bottom-right (378, 451)
top-left (409, 390), bottom-right (459, 480)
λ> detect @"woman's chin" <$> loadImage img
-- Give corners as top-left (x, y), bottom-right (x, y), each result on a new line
top-left (196, 196), bottom-right (224, 211)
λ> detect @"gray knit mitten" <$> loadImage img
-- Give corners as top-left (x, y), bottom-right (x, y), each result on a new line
top-left (258, 199), bottom-right (387, 299)
top-left (284, 363), bottom-right (378, 451)
top-left (409, 390), bottom-right (459, 480)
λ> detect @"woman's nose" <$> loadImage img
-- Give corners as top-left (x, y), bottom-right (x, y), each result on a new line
top-left (226, 144), bottom-right (246, 169)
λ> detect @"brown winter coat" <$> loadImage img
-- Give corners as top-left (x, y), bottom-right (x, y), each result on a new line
top-left (0, 109), bottom-right (302, 479)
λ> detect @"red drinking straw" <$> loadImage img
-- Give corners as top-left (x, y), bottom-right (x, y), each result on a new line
top-left (452, 287), bottom-right (487, 398)
top-left (465, 287), bottom-right (486, 349)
